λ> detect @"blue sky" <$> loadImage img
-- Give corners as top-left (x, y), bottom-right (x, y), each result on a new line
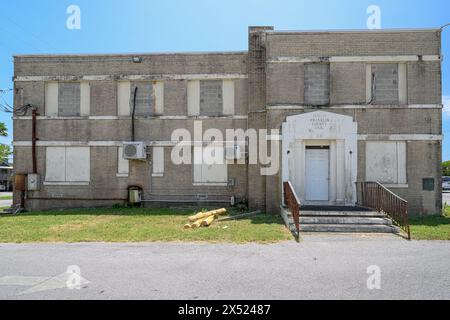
top-left (1, 0), bottom-right (450, 161)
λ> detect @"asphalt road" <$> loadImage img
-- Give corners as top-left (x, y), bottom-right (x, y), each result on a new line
top-left (0, 234), bottom-right (449, 300)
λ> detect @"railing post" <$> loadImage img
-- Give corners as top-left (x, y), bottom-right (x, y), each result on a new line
top-left (358, 181), bottom-right (410, 240)
top-left (283, 181), bottom-right (301, 240)
top-left (404, 205), bottom-right (411, 240)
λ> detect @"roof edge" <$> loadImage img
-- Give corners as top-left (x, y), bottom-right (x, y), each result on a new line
top-left (13, 50), bottom-right (248, 59)
top-left (265, 28), bottom-right (440, 34)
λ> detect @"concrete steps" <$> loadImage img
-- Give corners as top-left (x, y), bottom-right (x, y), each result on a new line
top-left (299, 216), bottom-right (392, 225)
top-left (300, 223), bottom-right (399, 233)
top-left (300, 210), bottom-right (386, 217)
top-left (280, 205), bottom-right (400, 235)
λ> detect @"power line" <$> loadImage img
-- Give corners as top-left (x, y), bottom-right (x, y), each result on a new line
top-left (0, 88), bottom-right (34, 116)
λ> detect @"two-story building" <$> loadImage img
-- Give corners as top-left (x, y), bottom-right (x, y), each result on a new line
top-left (12, 27), bottom-right (442, 218)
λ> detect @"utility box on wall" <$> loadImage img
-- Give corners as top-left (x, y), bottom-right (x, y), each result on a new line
top-left (27, 173), bottom-right (40, 191)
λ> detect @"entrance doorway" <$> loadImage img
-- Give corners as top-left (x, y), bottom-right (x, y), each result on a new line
top-left (281, 111), bottom-right (358, 206)
top-left (305, 147), bottom-right (329, 201)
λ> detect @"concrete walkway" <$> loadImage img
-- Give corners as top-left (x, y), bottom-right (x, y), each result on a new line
top-left (0, 234), bottom-right (449, 300)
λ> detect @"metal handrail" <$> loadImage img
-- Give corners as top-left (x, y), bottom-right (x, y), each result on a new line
top-left (283, 181), bottom-right (300, 239)
top-left (357, 181), bottom-right (410, 240)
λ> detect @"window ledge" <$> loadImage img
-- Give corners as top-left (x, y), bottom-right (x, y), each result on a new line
top-left (39, 116), bottom-right (88, 120)
top-left (192, 182), bottom-right (228, 187)
top-left (152, 173), bottom-right (164, 177)
top-left (116, 173), bottom-right (129, 178)
top-left (43, 181), bottom-right (90, 186)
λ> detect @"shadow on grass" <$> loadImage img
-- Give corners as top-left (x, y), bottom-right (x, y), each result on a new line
top-left (409, 214), bottom-right (450, 227)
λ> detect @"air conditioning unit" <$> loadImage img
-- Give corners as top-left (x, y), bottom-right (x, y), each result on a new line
top-left (122, 142), bottom-right (147, 160)
top-left (225, 145), bottom-right (242, 160)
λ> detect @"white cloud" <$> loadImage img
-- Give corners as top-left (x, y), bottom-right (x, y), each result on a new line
top-left (443, 96), bottom-right (450, 119)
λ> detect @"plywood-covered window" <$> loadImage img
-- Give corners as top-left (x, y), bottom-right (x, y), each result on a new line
top-left (193, 146), bottom-right (227, 185)
top-left (187, 80), bottom-right (234, 116)
top-left (45, 147), bottom-right (90, 184)
top-left (200, 80), bottom-right (223, 116)
top-left (118, 81), bottom-right (164, 116)
top-left (152, 147), bottom-right (164, 177)
top-left (367, 63), bottom-right (407, 105)
top-left (45, 82), bottom-right (90, 117)
top-left (117, 146), bottom-right (129, 177)
top-left (304, 63), bottom-right (330, 106)
top-left (130, 81), bottom-right (153, 116)
top-left (58, 83), bottom-right (80, 116)
top-left (366, 141), bottom-right (407, 184)
top-left (371, 64), bottom-right (399, 104)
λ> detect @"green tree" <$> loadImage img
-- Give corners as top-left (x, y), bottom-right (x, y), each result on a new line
top-left (443, 161), bottom-right (450, 176)
top-left (0, 144), bottom-right (11, 164)
top-left (0, 122), bottom-right (7, 137)
top-left (0, 122), bottom-right (11, 164)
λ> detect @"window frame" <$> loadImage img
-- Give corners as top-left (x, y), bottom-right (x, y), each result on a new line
top-left (366, 63), bottom-right (407, 105)
top-left (44, 146), bottom-right (90, 185)
top-left (365, 141), bottom-right (407, 186)
top-left (192, 145), bottom-right (228, 186)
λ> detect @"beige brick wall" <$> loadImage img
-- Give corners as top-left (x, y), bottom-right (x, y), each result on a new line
top-left (90, 81), bottom-right (117, 116)
top-left (330, 62), bottom-right (366, 104)
top-left (13, 118), bottom-right (248, 142)
top-left (247, 111), bottom-right (267, 211)
top-left (14, 81), bottom-right (45, 115)
top-left (266, 63), bottom-right (304, 105)
top-left (163, 80), bottom-right (188, 116)
top-left (148, 148), bottom-right (247, 201)
top-left (361, 140), bottom-right (442, 215)
top-left (14, 53), bottom-right (248, 77)
top-left (354, 108), bottom-right (441, 134)
top-left (266, 108), bottom-right (442, 216)
top-left (267, 61), bottom-right (441, 106)
top-left (12, 28), bottom-right (442, 215)
top-left (266, 31), bottom-right (440, 58)
top-left (407, 61), bottom-right (442, 104)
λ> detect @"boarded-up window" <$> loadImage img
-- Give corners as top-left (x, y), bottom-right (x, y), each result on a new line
top-left (304, 63), bottom-right (330, 105)
top-left (45, 82), bottom-right (59, 116)
top-left (58, 83), bottom-right (80, 116)
top-left (200, 80), bottom-right (223, 116)
top-left (193, 146), bottom-right (227, 184)
top-left (371, 63), bottom-right (399, 104)
top-left (117, 146), bottom-right (129, 176)
top-left (366, 141), bottom-right (406, 184)
top-left (187, 80), bottom-right (200, 116)
top-left (130, 82), bottom-right (153, 116)
top-left (45, 147), bottom-right (90, 183)
top-left (152, 147), bottom-right (164, 176)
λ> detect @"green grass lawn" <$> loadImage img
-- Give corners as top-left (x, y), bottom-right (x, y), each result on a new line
top-left (0, 207), bottom-right (292, 243)
top-left (409, 208), bottom-right (450, 240)
top-left (0, 196), bottom-right (12, 200)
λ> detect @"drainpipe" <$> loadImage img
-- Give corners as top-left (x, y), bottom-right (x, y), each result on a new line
top-left (31, 107), bottom-right (38, 174)
top-left (131, 87), bottom-right (138, 142)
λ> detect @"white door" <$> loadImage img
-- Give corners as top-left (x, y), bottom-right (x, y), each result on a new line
top-left (305, 148), bottom-right (329, 201)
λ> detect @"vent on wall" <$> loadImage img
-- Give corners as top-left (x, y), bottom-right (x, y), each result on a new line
top-left (196, 194), bottom-right (208, 201)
